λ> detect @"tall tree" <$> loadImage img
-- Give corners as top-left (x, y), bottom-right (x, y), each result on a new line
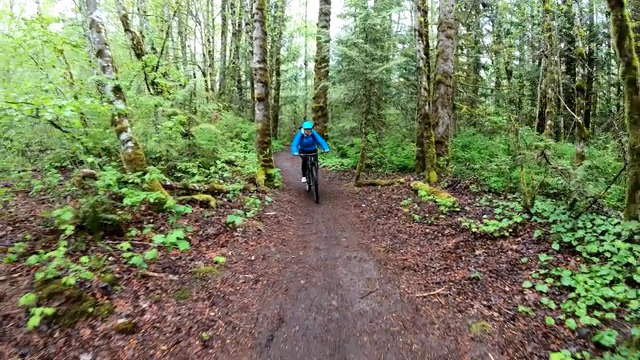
top-left (84, 0), bottom-right (165, 196)
top-left (270, 0), bottom-right (286, 139)
top-left (415, 0), bottom-right (437, 182)
top-left (252, 0), bottom-right (276, 186)
top-left (607, 0), bottom-right (640, 221)
top-left (219, 0), bottom-right (230, 96)
top-left (433, 0), bottom-right (457, 158)
top-left (311, 0), bottom-right (331, 138)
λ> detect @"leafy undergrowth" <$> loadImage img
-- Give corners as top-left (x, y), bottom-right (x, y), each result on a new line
top-left (350, 177), bottom-right (639, 360)
top-left (0, 165), bottom-right (275, 358)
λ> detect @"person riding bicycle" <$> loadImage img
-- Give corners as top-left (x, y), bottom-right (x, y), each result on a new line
top-left (291, 120), bottom-right (330, 183)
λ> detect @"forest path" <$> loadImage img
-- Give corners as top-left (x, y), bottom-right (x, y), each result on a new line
top-left (231, 150), bottom-right (464, 359)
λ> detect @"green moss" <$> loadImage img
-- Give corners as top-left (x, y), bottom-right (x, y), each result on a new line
top-left (35, 280), bottom-right (115, 327)
top-left (174, 288), bottom-right (192, 300)
top-left (114, 319), bottom-right (136, 334)
top-left (469, 320), bottom-right (491, 335)
top-left (411, 181), bottom-right (456, 202)
top-left (193, 266), bottom-right (219, 277)
top-left (177, 194), bottom-right (217, 208)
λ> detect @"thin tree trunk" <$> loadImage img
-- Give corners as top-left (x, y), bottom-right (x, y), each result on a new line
top-left (219, 0), bottom-right (229, 96)
top-left (542, 0), bottom-right (556, 138)
top-left (246, 0), bottom-right (255, 120)
top-left (575, 1), bottom-right (588, 165)
top-left (85, 0), bottom-right (165, 196)
top-left (303, 0), bottom-right (309, 118)
top-left (271, 0), bottom-right (286, 139)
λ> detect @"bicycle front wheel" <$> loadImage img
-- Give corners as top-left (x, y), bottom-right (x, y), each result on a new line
top-left (311, 165), bottom-right (319, 203)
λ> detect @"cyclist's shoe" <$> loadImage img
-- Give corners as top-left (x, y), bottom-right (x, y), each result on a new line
top-left (301, 177), bottom-right (307, 183)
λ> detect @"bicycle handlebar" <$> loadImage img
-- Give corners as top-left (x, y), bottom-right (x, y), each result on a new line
top-left (294, 150), bottom-right (329, 157)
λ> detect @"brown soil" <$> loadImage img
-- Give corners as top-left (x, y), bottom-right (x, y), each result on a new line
top-left (0, 151), bottom-right (586, 359)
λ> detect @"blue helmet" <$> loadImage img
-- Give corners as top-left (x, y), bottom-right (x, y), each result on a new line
top-left (302, 120), bottom-right (313, 129)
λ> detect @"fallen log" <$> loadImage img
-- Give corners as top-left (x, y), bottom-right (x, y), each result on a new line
top-left (354, 178), bottom-right (406, 187)
top-left (75, 169), bottom-right (252, 195)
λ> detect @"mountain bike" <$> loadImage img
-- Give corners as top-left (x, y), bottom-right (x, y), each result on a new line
top-left (299, 152), bottom-right (321, 203)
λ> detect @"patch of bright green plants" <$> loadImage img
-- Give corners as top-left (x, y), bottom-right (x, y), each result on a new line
top-left (460, 197), bottom-right (526, 237)
top-left (4, 167), bottom-right (198, 330)
top-left (520, 199), bottom-right (639, 359)
top-left (226, 195), bottom-right (272, 226)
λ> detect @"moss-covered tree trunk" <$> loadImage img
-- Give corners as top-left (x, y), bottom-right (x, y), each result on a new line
top-left (561, 0), bottom-right (577, 141)
top-left (575, 2), bottom-right (588, 165)
top-left (584, 0), bottom-right (595, 131)
top-left (433, 0), bottom-right (456, 158)
top-left (246, 0), bottom-right (256, 120)
top-left (303, 0), bottom-right (309, 118)
top-left (252, 0), bottom-right (276, 186)
top-left (85, 0), bottom-right (165, 196)
top-left (116, 0), bottom-right (161, 96)
top-left (219, 0), bottom-right (230, 96)
top-left (541, 0), bottom-right (556, 139)
top-left (415, 0), bottom-right (437, 183)
top-left (207, 0), bottom-right (216, 96)
top-left (607, 0), bottom-right (640, 221)
top-left (230, 0), bottom-right (243, 109)
top-left (137, 0), bottom-right (155, 53)
top-left (270, 0), bottom-right (285, 139)
top-left (311, 0), bottom-right (331, 139)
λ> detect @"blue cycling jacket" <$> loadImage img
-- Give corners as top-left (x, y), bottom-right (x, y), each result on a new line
top-left (291, 129), bottom-right (330, 154)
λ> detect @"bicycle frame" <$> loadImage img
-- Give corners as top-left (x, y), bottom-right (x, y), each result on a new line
top-left (298, 152), bottom-right (320, 203)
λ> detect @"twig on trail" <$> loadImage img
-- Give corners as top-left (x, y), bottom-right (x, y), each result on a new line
top-left (360, 287), bottom-right (379, 299)
top-left (0, 273), bottom-right (23, 281)
top-left (140, 270), bottom-right (178, 280)
top-left (415, 287), bottom-right (446, 297)
top-left (488, 352), bottom-right (495, 360)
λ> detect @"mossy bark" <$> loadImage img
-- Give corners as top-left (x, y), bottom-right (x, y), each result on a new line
top-left (219, 0), bottom-right (229, 96)
top-left (607, 0), bottom-right (640, 221)
top-left (86, 0), bottom-right (168, 197)
top-left (541, 0), bottom-right (556, 139)
top-left (560, 0), bottom-right (577, 140)
top-left (252, 0), bottom-right (276, 187)
top-left (311, 0), bottom-right (331, 138)
top-left (270, 0), bottom-right (285, 139)
top-left (575, 4), bottom-right (589, 165)
top-left (245, 0), bottom-right (256, 121)
top-left (433, 0), bottom-right (456, 158)
top-left (117, 0), bottom-right (155, 95)
top-left (230, 0), bottom-right (244, 109)
top-left (415, 0), bottom-right (437, 183)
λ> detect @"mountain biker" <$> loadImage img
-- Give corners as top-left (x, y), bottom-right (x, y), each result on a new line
top-left (291, 120), bottom-right (330, 183)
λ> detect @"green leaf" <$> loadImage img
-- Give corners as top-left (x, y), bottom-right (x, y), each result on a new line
top-left (18, 293), bottom-right (38, 307)
top-left (551, 242), bottom-right (560, 250)
top-left (565, 318), bottom-right (577, 330)
top-left (522, 281), bottom-right (533, 288)
top-left (27, 314), bottom-right (42, 330)
top-left (535, 283), bottom-right (549, 293)
top-left (545, 316), bottom-right (555, 325)
top-left (176, 240), bottom-right (191, 251)
top-left (144, 248), bottom-right (159, 260)
top-left (213, 256), bottom-right (226, 265)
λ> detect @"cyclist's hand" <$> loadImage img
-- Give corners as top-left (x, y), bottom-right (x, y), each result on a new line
top-left (323, 149), bottom-right (330, 153)
top-left (292, 153), bottom-right (299, 157)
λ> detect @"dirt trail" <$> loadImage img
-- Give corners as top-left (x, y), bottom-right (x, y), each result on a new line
top-left (235, 151), bottom-right (464, 359)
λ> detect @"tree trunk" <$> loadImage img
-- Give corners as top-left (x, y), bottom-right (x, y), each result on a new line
top-left (137, 0), bottom-right (156, 53)
top-left (433, 0), bottom-right (456, 158)
top-left (608, 0), bottom-right (640, 222)
top-left (219, 0), bottom-right (229, 96)
top-left (232, 0), bottom-right (245, 110)
top-left (311, 0), bottom-right (331, 138)
top-left (575, 1), bottom-right (588, 165)
top-left (85, 0), bottom-right (164, 195)
top-left (560, 0), bottom-right (577, 141)
top-left (252, 0), bottom-right (276, 186)
top-left (303, 0), bottom-right (309, 118)
top-left (415, 0), bottom-right (437, 182)
top-left (584, 0), bottom-right (596, 131)
top-left (246, 0), bottom-right (256, 120)
top-left (541, 0), bottom-right (556, 139)
top-left (271, 0), bottom-right (286, 139)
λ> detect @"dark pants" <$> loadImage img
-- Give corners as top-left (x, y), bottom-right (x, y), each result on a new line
top-left (300, 150), bottom-right (316, 177)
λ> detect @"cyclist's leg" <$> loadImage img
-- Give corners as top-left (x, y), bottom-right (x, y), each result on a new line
top-left (300, 154), bottom-right (309, 182)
